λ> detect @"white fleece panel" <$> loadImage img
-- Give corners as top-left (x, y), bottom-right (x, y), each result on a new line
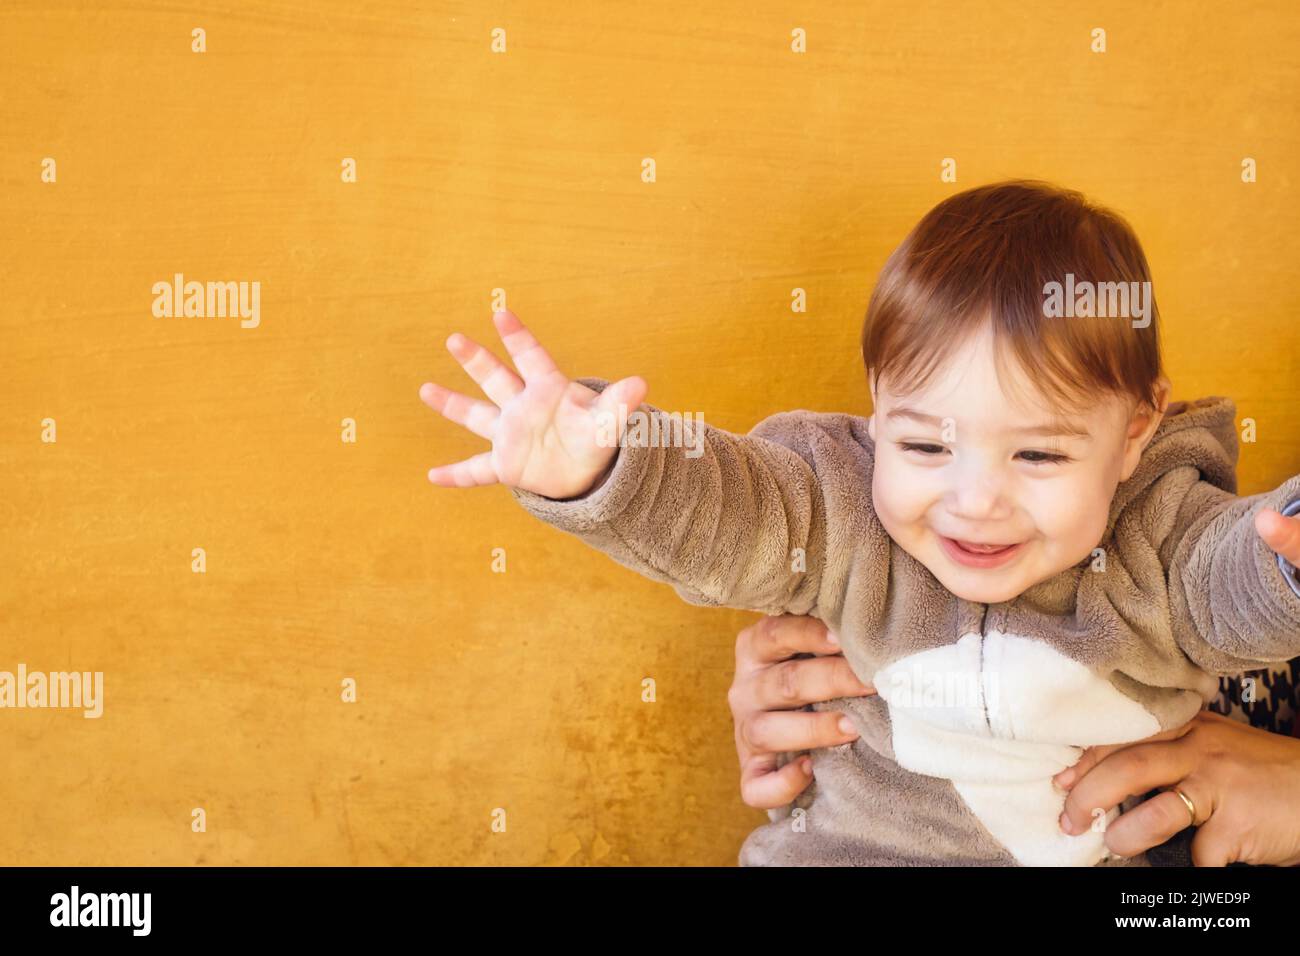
top-left (873, 631), bottom-right (1162, 867)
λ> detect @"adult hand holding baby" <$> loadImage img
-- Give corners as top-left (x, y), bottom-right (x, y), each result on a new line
top-left (1056, 708), bottom-right (1300, 867)
top-left (419, 309), bottom-right (648, 500)
top-left (728, 615), bottom-right (873, 809)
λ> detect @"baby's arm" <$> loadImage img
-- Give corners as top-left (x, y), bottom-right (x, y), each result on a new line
top-left (421, 311), bottom-right (860, 617)
top-left (1159, 469), bottom-right (1300, 672)
top-left (509, 376), bottom-right (842, 615)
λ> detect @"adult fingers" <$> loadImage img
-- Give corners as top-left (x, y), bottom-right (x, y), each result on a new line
top-left (1188, 811), bottom-right (1246, 868)
top-left (735, 708), bottom-right (859, 764)
top-left (419, 381), bottom-right (499, 441)
top-left (741, 653), bottom-right (874, 714)
top-left (1053, 720), bottom-right (1196, 791)
top-left (1059, 736), bottom-right (1201, 837)
top-left (739, 752), bottom-right (814, 810)
top-left (1097, 785), bottom-right (1214, 860)
top-left (735, 615), bottom-right (847, 678)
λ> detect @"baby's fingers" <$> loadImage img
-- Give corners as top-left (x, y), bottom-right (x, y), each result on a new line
top-left (492, 310), bottom-right (562, 384)
top-left (446, 331), bottom-right (524, 408)
top-left (419, 381), bottom-right (499, 441)
top-left (427, 450), bottom-right (499, 488)
top-left (592, 376), bottom-right (649, 439)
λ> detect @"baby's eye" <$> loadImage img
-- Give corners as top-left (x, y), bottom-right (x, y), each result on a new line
top-left (898, 442), bottom-right (947, 456)
top-left (1018, 450), bottom-right (1070, 465)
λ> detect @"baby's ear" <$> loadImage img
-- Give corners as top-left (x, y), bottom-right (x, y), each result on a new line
top-left (1118, 391), bottom-right (1167, 481)
top-left (1149, 376), bottom-right (1172, 419)
top-left (1126, 379), bottom-right (1170, 442)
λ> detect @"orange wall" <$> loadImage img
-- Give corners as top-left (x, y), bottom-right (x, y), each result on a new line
top-left (1, 1), bottom-right (1298, 864)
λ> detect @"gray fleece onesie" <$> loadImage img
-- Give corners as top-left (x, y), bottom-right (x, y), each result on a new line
top-left (510, 377), bottom-right (1300, 866)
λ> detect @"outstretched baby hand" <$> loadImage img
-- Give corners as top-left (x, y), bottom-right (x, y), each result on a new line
top-left (419, 309), bottom-right (648, 499)
top-left (1254, 506), bottom-right (1300, 572)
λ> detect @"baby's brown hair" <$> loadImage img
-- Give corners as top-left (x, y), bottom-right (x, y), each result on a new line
top-left (861, 180), bottom-right (1165, 417)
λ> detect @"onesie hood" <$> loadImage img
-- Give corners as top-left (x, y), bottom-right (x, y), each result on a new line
top-left (1104, 395), bottom-right (1239, 542)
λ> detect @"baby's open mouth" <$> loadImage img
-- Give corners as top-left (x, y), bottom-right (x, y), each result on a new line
top-left (938, 535), bottom-right (1027, 567)
top-left (952, 539), bottom-right (1017, 554)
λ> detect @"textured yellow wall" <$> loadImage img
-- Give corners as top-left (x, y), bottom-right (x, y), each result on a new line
top-left (1, 1), bottom-right (1298, 865)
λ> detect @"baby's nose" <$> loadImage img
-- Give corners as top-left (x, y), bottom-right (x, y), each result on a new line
top-left (948, 470), bottom-right (1011, 519)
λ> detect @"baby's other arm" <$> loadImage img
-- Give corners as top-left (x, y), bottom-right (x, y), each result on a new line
top-left (1160, 471), bottom-right (1300, 671)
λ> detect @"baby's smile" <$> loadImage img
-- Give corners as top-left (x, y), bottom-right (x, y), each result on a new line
top-left (937, 535), bottom-right (1026, 568)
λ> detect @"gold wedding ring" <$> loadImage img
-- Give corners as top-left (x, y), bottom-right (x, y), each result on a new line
top-left (1171, 787), bottom-right (1197, 826)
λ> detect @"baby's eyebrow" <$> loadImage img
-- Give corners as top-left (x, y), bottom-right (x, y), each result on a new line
top-left (1010, 422), bottom-right (1093, 440)
top-left (885, 406), bottom-right (1092, 440)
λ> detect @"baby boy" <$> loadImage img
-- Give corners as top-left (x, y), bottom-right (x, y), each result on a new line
top-left (419, 180), bottom-right (1300, 866)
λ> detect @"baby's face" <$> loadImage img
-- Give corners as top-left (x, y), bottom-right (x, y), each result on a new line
top-left (867, 325), bottom-right (1164, 605)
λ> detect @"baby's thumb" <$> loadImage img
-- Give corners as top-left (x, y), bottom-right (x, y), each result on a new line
top-left (592, 376), bottom-right (648, 435)
top-left (1255, 508), bottom-right (1300, 564)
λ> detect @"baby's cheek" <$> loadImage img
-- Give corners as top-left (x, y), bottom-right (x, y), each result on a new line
top-left (871, 465), bottom-right (904, 526)
top-left (873, 479), bottom-right (928, 542)
top-left (1037, 485), bottom-right (1112, 562)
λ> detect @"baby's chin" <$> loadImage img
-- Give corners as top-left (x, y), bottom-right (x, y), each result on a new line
top-left (935, 573), bottom-right (1031, 605)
